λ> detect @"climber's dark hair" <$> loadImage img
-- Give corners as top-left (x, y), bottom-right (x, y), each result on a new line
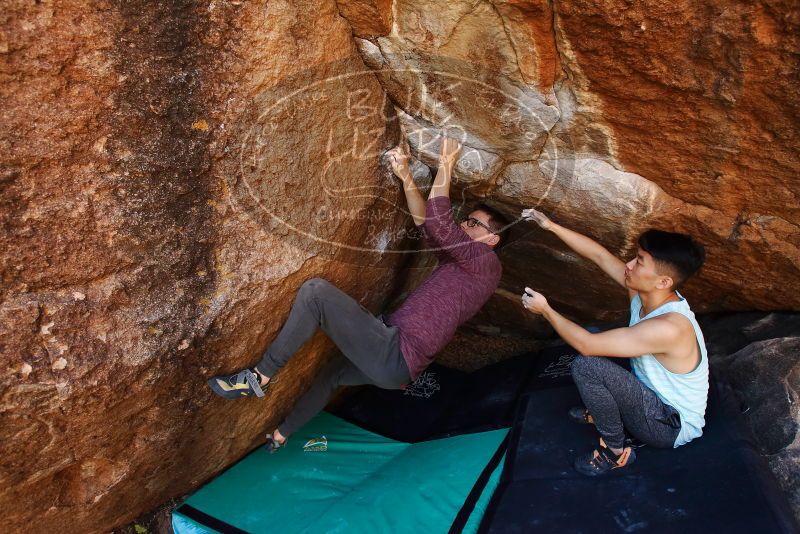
top-left (637, 229), bottom-right (705, 289)
top-left (474, 203), bottom-right (510, 250)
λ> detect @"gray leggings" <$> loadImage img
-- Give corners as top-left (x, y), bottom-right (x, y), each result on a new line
top-left (571, 355), bottom-right (681, 450)
top-left (256, 278), bottom-right (410, 437)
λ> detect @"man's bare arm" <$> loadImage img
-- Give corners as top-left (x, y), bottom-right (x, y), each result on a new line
top-left (429, 136), bottom-right (461, 200)
top-left (388, 143), bottom-right (426, 226)
top-left (522, 208), bottom-right (632, 296)
top-left (523, 288), bottom-right (679, 357)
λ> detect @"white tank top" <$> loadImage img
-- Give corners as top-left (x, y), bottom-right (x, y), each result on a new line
top-left (629, 292), bottom-right (709, 447)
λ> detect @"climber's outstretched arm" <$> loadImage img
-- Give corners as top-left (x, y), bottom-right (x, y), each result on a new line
top-left (521, 208), bottom-right (635, 299)
top-left (521, 287), bottom-right (679, 357)
top-left (388, 142), bottom-right (426, 226)
top-left (429, 136), bottom-right (461, 200)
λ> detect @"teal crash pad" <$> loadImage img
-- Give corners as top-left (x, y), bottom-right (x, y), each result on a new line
top-left (173, 411), bottom-right (507, 533)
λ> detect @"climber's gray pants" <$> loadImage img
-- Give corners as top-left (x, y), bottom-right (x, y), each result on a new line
top-left (571, 355), bottom-right (681, 450)
top-left (256, 278), bottom-right (410, 437)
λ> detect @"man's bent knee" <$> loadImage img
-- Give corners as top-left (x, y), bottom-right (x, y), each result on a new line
top-left (571, 354), bottom-right (596, 379)
top-left (299, 277), bottom-right (331, 299)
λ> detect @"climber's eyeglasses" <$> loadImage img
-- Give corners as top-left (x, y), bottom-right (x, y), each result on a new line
top-left (463, 216), bottom-right (494, 233)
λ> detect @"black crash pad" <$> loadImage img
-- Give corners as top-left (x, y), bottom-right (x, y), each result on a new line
top-left (478, 382), bottom-right (799, 534)
top-left (329, 343), bottom-right (623, 443)
top-left (329, 343), bottom-right (580, 442)
top-left (331, 345), bottom-right (798, 533)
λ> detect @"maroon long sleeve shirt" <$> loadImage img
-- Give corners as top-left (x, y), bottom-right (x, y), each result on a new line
top-left (385, 196), bottom-right (502, 380)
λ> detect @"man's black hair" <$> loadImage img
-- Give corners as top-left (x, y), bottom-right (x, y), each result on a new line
top-left (637, 229), bottom-right (705, 289)
top-left (474, 203), bottom-right (511, 250)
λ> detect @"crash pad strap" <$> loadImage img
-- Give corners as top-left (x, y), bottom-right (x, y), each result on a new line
top-left (176, 503), bottom-right (248, 534)
top-left (448, 433), bottom-right (509, 534)
top-left (475, 391), bottom-right (531, 533)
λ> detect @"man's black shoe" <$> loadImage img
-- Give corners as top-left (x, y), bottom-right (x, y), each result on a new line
top-left (573, 438), bottom-right (637, 476)
top-left (265, 434), bottom-right (287, 454)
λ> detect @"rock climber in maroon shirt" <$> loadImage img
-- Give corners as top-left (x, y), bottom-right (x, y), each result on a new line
top-left (208, 135), bottom-right (509, 452)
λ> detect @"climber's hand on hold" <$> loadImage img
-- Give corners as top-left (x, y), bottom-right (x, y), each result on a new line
top-left (429, 133), bottom-right (460, 200)
top-left (521, 208), bottom-right (552, 230)
top-left (521, 287), bottom-right (549, 315)
top-left (390, 139), bottom-right (426, 225)
top-left (439, 135), bottom-right (462, 171)
top-left (387, 141), bottom-right (412, 185)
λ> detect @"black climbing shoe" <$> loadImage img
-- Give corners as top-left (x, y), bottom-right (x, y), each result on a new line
top-left (265, 434), bottom-right (286, 454)
top-left (207, 368), bottom-right (266, 399)
top-left (573, 438), bottom-right (636, 477)
top-left (568, 406), bottom-right (594, 425)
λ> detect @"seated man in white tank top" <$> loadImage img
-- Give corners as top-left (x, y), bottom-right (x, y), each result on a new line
top-left (519, 208), bottom-right (708, 476)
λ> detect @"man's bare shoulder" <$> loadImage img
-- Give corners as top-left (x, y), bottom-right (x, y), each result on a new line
top-left (645, 312), bottom-right (691, 334)
top-left (642, 312), bottom-right (697, 359)
top-left (633, 313), bottom-right (688, 351)
top-left (647, 312), bottom-right (700, 369)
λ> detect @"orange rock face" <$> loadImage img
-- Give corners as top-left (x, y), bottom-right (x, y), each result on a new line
top-left (355, 0), bottom-right (800, 332)
top-left (550, 0), bottom-right (800, 311)
top-left (1, 0), bottom-right (798, 532)
top-left (1, 1), bottom-right (409, 532)
top-left (337, 0), bottom-right (393, 37)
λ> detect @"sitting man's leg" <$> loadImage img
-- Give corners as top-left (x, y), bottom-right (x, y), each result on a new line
top-left (570, 355), bottom-right (681, 476)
